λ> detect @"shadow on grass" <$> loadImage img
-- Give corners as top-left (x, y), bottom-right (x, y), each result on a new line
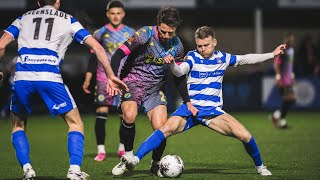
top-left (1, 176), bottom-right (65, 180)
top-left (103, 167), bottom-right (256, 179)
top-left (183, 168), bottom-right (255, 175)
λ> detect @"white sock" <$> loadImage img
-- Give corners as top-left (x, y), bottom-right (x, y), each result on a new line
top-left (134, 156), bottom-right (140, 164)
top-left (97, 145), bottom-right (105, 154)
top-left (256, 164), bottom-right (265, 168)
top-left (124, 150), bottom-right (133, 156)
top-left (118, 143), bottom-right (124, 151)
top-left (273, 110), bottom-right (281, 119)
top-left (23, 163), bottom-right (32, 172)
top-left (69, 165), bottom-right (80, 172)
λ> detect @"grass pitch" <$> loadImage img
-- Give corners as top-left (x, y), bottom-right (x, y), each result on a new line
top-left (0, 111), bottom-right (319, 179)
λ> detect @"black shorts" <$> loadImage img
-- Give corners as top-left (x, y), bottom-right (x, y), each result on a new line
top-left (278, 85), bottom-right (296, 103)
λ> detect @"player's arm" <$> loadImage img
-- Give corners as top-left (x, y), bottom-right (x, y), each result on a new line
top-left (82, 53), bottom-right (97, 94)
top-left (111, 27), bottom-right (150, 75)
top-left (84, 36), bottom-right (129, 94)
top-left (168, 61), bottom-right (189, 77)
top-left (235, 44), bottom-right (286, 66)
top-left (111, 47), bottom-right (127, 76)
top-left (273, 56), bottom-right (282, 86)
top-left (174, 75), bottom-right (198, 116)
top-left (84, 37), bottom-right (115, 77)
top-left (0, 32), bottom-right (14, 82)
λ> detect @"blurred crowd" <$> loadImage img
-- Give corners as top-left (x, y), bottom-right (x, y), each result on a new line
top-left (295, 33), bottom-right (320, 77)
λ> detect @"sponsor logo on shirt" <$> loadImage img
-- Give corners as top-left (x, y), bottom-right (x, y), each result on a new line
top-left (24, 56), bottom-right (57, 64)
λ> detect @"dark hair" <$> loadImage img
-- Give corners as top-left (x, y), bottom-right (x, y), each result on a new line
top-left (195, 26), bottom-right (215, 39)
top-left (106, 0), bottom-right (124, 11)
top-left (37, 0), bottom-right (56, 7)
top-left (157, 7), bottom-right (181, 28)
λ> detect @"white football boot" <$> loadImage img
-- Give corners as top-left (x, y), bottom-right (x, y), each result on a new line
top-left (112, 154), bottom-right (139, 176)
top-left (256, 165), bottom-right (272, 176)
top-left (23, 167), bottom-right (36, 180)
top-left (67, 169), bottom-right (90, 180)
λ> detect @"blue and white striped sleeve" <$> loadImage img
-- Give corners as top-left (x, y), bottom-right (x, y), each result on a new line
top-left (225, 52), bottom-right (238, 66)
top-left (70, 17), bottom-right (91, 44)
top-left (185, 51), bottom-right (196, 70)
top-left (4, 16), bottom-right (22, 40)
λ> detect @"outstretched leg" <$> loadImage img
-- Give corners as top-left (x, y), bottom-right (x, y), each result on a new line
top-left (207, 113), bottom-right (272, 176)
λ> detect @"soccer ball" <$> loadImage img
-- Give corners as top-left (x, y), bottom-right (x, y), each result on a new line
top-left (159, 154), bottom-right (184, 178)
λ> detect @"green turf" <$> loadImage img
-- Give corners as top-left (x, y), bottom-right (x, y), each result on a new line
top-left (0, 112), bottom-right (319, 180)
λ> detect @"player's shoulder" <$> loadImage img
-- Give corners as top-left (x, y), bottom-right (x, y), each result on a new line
top-left (139, 26), bottom-right (157, 34)
top-left (187, 50), bottom-right (197, 56)
top-left (185, 50), bottom-right (198, 60)
top-left (172, 35), bottom-right (182, 44)
top-left (123, 25), bottom-right (135, 33)
top-left (93, 25), bottom-right (107, 35)
top-left (214, 50), bottom-right (225, 58)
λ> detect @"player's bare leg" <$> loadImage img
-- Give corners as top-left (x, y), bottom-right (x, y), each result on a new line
top-left (147, 105), bottom-right (168, 176)
top-left (62, 108), bottom-right (89, 180)
top-left (11, 112), bottom-right (36, 180)
top-left (207, 114), bottom-right (271, 176)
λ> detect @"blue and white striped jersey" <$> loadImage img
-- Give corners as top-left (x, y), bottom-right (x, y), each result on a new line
top-left (5, 5), bottom-right (91, 83)
top-left (183, 50), bottom-right (238, 115)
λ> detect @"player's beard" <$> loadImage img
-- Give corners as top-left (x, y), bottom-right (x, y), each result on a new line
top-left (159, 37), bottom-right (170, 45)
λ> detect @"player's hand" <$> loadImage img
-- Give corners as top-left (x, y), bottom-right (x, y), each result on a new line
top-left (106, 76), bottom-right (129, 96)
top-left (164, 54), bottom-right (175, 64)
top-left (82, 80), bottom-right (91, 94)
top-left (186, 102), bottom-right (198, 116)
top-left (0, 72), bottom-right (3, 83)
top-left (273, 44), bottom-right (286, 57)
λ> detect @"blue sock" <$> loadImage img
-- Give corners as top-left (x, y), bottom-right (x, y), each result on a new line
top-left (135, 130), bottom-right (165, 160)
top-left (68, 131), bottom-right (84, 166)
top-left (12, 130), bottom-right (31, 167)
top-left (243, 137), bottom-right (262, 166)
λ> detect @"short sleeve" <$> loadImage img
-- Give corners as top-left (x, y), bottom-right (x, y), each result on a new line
top-left (4, 16), bottom-right (22, 40)
top-left (70, 17), bottom-right (91, 44)
top-left (227, 52), bottom-right (238, 66)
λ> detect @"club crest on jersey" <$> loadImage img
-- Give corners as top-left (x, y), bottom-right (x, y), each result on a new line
top-left (123, 92), bottom-right (132, 99)
top-left (216, 58), bottom-right (223, 64)
top-left (98, 95), bottom-right (105, 102)
top-left (127, 36), bottom-right (135, 45)
top-left (124, 32), bottom-right (129, 37)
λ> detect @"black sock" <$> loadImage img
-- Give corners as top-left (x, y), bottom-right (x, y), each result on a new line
top-left (120, 118), bottom-right (135, 151)
top-left (152, 138), bottom-right (167, 161)
top-left (95, 112), bottom-right (107, 145)
top-left (280, 102), bottom-right (289, 119)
